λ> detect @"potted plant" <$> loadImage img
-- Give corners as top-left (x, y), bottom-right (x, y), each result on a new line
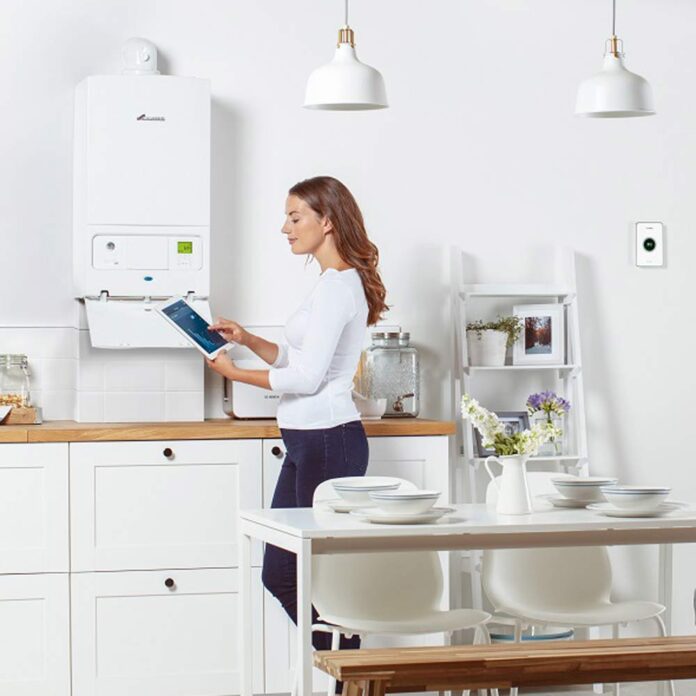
top-left (526, 391), bottom-right (571, 456)
top-left (466, 316), bottom-right (523, 366)
top-left (462, 394), bottom-right (560, 514)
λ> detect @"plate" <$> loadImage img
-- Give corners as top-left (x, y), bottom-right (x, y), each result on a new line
top-left (350, 506), bottom-right (456, 525)
top-left (538, 494), bottom-right (589, 509)
top-left (325, 499), bottom-right (371, 513)
top-left (587, 502), bottom-right (688, 518)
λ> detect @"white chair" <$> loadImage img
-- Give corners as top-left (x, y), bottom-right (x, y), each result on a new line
top-left (312, 478), bottom-right (495, 696)
top-left (482, 472), bottom-right (674, 696)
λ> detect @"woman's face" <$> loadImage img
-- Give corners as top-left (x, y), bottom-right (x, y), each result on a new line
top-left (282, 195), bottom-right (332, 255)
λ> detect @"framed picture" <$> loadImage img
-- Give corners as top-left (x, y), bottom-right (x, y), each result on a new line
top-left (473, 411), bottom-right (530, 458)
top-left (512, 304), bottom-right (565, 365)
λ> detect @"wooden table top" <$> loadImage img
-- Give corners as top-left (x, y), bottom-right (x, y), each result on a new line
top-left (0, 417), bottom-right (455, 443)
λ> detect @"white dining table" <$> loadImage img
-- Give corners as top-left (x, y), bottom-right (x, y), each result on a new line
top-left (238, 503), bottom-right (696, 696)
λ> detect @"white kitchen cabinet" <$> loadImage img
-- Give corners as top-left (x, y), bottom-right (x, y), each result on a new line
top-left (0, 443), bottom-right (68, 573)
top-left (262, 434), bottom-right (451, 693)
top-left (70, 439), bottom-right (262, 571)
top-left (262, 435), bottom-right (451, 506)
top-left (0, 573), bottom-right (70, 696)
top-left (71, 567), bottom-right (264, 696)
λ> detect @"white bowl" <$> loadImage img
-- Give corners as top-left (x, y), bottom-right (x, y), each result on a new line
top-left (352, 391), bottom-right (387, 419)
top-left (368, 489), bottom-right (441, 515)
top-left (600, 485), bottom-right (671, 511)
top-left (552, 476), bottom-right (619, 503)
top-left (331, 476), bottom-right (402, 504)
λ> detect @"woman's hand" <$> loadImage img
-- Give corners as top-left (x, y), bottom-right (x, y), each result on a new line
top-left (205, 351), bottom-right (238, 380)
top-left (208, 318), bottom-right (249, 346)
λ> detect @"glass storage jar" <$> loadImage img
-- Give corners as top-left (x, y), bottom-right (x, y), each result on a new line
top-left (0, 354), bottom-right (32, 408)
top-left (363, 332), bottom-right (420, 417)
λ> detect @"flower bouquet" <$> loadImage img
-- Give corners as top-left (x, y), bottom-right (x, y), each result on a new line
top-left (461, 394), bottom-right (560, 457)
top-left (526, 391), bottom-right (571, 456)
top-left (461, 394), bottom-right (561, 514)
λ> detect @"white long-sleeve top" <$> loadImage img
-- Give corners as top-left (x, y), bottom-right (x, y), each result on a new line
top-left (268, 268), bottom-right (368, 429)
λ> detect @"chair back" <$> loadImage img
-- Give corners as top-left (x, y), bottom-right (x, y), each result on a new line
top-left (483, 472), bottom-right (613, 615)
top-left (312, 477), bottom-right (443, 622)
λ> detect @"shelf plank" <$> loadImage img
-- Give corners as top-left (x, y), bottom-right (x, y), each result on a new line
top-left (460, 284), bottom-right (573, 298)
top-left (471, 455), bottom-right (584, 464)
top-left (464, 365), bottom-right (579, 374)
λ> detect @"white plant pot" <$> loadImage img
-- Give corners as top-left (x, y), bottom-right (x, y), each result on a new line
top-left (466, 329), bottom-right (507, 367)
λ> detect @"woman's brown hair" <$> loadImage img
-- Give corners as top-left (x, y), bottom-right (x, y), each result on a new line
top-left (289, 176), bottom-right (388, 326)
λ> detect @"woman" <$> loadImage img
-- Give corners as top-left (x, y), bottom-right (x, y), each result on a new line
top-left (206, 175), bottom-right (388, 650)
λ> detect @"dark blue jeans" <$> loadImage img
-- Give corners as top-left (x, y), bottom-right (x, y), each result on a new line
top-left (261, 420), bottom-right (369, 651)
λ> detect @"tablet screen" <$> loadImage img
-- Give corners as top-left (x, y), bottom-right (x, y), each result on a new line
top-left (161, 300), bottom-right (227, 354)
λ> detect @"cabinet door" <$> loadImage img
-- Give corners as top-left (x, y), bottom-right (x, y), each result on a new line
top-left (262, 434), bottom-right (451, 692)
top-left (0, 443), bottom-right (68, 573)
top-left (70, 439), bottom-right (262, 571)
top-left (262, 435), bottom-right (451, 505)
top-left (0, 573), bottom-right (70, 696)
top-left (72, 568), bottom-right (264, 696)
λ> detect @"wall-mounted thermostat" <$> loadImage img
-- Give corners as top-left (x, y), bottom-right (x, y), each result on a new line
top-left (635, 222), bottom-right (664, 267)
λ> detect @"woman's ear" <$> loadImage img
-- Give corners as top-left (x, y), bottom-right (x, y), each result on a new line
top-left (322, 216), bottom-right (334, 235)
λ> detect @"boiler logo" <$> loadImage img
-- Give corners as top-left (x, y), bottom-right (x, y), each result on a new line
top-left (136, 114), bottom-right (166, 122)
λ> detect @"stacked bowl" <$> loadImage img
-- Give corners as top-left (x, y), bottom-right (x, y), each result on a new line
top-left (368, 489), bottom-right (441, 515)
top-left (598, 485), bottom-right (672, 515)
top-left (551, 476), bottom-right (618, 506)
top-left (331, 476), bottom-right (402, 505)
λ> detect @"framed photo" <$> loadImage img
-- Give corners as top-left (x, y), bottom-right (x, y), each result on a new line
top-left (512, 304), bottom-right (565, 365)
top-left (473, 411), bottom-right (530, 458)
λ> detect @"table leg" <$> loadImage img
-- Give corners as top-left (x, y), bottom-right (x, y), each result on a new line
top-left (297, 538), bottom-right (313, 696)
top-left (657, 544), bottom-right (674, 696)
top-left (240, 530), bottom-right (253, 696)
top-left (658, 544), bottom-right (673, 635)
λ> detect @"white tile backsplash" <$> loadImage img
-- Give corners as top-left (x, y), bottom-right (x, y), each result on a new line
top-left (104, 392), bottom-right (166, 422)
top-left (31, 358), bottom-right (77, 391)
top-left (0, 327), bottom-right (77, 359)
top-left (0, 326), bottom-right (206, 422)
top-left (104, 361), bottom-right (166, 392)
top-left (76, 392), bottom-right (104, 422)
top-left (165, 391), bottom-right (205, 421)
top-left (165, 358), bottom-right (204, 391)
top-left (36, 389), bottom-right (76, 421)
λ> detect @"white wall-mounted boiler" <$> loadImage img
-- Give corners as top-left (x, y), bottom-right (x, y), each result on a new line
top-left (73, 39), bottom-right (212, 422)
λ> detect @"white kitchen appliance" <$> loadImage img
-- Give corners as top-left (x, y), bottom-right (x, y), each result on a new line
top-left (73, 39), bottom-right (212, 422)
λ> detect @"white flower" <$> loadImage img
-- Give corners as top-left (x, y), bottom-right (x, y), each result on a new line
top-left (461, 393), bottom-right (561, 457)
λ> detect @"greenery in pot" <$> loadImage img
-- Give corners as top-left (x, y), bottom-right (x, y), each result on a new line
top-left (466, 315), bottom-right (523, 349)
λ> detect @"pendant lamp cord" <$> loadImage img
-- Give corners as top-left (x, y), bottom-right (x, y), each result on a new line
top-left (612, 0), bottom-right (616, 36)
top-left (345, 0), bottom-right (349, 27)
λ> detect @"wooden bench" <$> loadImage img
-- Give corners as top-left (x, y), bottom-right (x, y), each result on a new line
top-left (314, 637), bottom-right (696, 695)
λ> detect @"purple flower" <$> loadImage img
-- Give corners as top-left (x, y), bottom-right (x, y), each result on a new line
top-left (526, 391), bottom-right (571, 415)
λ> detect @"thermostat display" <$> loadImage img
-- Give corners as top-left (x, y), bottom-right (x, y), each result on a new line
top-left (636, 222), bottom-right (664, 267)
top-left (177, 241), bottom-right (193, 254)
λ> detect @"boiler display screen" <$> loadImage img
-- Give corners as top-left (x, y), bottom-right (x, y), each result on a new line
top-left (177, 241), bottom-right (193, 254)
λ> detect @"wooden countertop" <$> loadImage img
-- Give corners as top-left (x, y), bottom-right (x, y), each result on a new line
top-left (0, 418), bottom-right (455, 443)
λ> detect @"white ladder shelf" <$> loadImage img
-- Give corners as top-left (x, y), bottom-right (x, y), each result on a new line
top-left (451, 249), bottom-right (590, 611)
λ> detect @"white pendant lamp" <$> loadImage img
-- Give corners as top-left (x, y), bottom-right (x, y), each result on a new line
top-left (304, 0), bottom-right (388, 111)
top-left (576, 0), bottom-right (655, 118)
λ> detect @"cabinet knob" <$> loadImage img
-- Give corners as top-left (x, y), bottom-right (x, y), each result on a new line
top-left (163, 447), bottom-right (174, 459)
top-left (271, 446), bottom-right (284, 458)
top-left (164, 577), bottom-right (176, 590)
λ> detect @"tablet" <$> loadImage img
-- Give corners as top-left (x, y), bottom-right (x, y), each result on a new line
top-left (156, 297), bottom-right (232, 359)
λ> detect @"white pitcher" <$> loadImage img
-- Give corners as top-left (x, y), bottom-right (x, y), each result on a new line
top-left (484, 454), bottom-right (532, 515)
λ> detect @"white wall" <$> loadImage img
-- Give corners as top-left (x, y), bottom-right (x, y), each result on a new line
top-left (1, 0), bottom-right (696, 636)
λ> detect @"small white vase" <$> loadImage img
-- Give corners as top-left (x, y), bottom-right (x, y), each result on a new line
top-left (466, 329), bottom-right (507, 366)
top-left (484, 454), bottom-right (532, 515)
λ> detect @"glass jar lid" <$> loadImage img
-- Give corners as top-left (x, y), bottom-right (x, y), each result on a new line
top-left (371, 332), bottom-right (410, 340)
top-left (0, 354), bottom-right (28, 367)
